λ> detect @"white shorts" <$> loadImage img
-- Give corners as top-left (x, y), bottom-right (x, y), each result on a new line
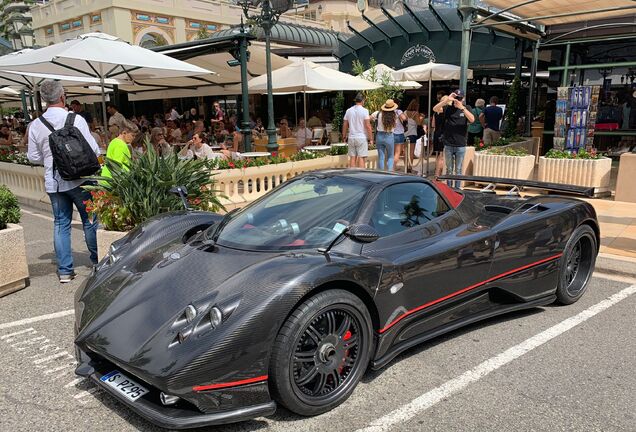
top-left (348, 137), bottom-right (368, 157)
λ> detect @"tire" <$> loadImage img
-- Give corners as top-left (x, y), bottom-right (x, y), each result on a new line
top-left (555, 225), bottom-right (597, 305)
top-left (269, 289), bottom-right (373, 416)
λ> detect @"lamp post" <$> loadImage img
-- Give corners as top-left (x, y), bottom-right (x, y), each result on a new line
top-left (239, 0), bottom-right (293, 154)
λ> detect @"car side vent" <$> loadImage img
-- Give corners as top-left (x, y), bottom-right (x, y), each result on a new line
top-left (484, 205), bottom-right (512, 214)
top-left (518, 203), bottom-right (549, 214)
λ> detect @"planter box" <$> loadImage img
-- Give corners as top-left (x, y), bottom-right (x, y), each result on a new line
top-left (0, 224), bottom-right (29, 297)
top-left (97, 229), bottom-right (128, 262)
top-left (538, 156), bottom-right (612, 195)
top-left (616, 153), bottom-right (636, 203)
top-left (474, 152), bottom-right (535, 180)
top-left (501, 138), bottom-right (535, 155)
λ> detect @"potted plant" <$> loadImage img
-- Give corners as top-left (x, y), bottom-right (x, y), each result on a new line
top-left (474, 146), bottom-right (535, 180)
top-left (85, 145), bottom-right (225, 260)
top-left (538, 149), bottom-right (612, 196)
top-left (330, 91), bottom-right (345, 144)
top-left (0, 185), bottom-right (29, 297)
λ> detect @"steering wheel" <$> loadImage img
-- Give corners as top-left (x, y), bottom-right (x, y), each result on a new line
top-left (304, 226), bottom-right (339, 243)
top-left (270, 219), bottom-right (300, 235)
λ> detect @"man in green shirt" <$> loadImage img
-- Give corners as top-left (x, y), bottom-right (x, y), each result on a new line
top-left (101, 121), bottom-right (138, 180)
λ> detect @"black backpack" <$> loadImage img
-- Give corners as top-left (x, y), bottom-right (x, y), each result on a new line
top-left (39, 113), bottom-right (100, 181)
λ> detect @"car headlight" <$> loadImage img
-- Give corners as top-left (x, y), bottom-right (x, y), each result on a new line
top-left (209, 307), bottom-right (223, 329)
top-left (185, 305), bottom-right (197, 323)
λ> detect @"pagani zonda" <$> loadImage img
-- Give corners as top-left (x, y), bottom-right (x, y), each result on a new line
top-left (74, 170), bottom-right (599, 429)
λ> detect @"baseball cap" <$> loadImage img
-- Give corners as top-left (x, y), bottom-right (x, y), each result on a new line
top-left (452, 89), bottom-right (465, 98)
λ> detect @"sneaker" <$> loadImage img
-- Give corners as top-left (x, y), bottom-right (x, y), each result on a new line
top-left (59, 273), bottom-right (76, 283)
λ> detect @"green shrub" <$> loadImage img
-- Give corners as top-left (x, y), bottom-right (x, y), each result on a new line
top-left (486, 147), bottom-right (528, 156)
top-left (503, 76), bottom-right (523, 138)
top-left (85, 142), bottom-right (224, 231)
top-left (0, 185), bottom-right (20, 230)
top-left (545, 148), bottom-right (604, 160)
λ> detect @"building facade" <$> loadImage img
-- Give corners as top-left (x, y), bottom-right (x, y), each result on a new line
top-left (30, 0), bottom-right (360, 46)
top-left (1, 1), bottom-right (36, 49)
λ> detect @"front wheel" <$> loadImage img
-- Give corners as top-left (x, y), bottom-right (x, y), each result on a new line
top-left (269, 290), bottom-right (373, 416)
top-left (555, 224), bottom-right (597, 305)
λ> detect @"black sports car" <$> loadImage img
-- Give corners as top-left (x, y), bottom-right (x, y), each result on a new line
top-left (74, 170), bottom-right (599, 429)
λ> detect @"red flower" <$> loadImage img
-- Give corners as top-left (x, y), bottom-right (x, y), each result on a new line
top-left (479, 143), bottom-right (484, 147)
top-left (228, 162), bottom-right (235, 168)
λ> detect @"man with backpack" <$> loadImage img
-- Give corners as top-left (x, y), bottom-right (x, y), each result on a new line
top-left (27, 80), bottom-right (101, 283)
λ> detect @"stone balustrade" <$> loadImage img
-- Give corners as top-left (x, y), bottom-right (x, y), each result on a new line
top-left (1, 151), bottom-right (379, 212)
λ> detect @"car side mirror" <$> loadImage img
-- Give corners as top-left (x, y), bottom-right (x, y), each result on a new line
top-left (169, 186), bottom-right (190, 211)
top-left (345, 223), bottom-right (380, 243)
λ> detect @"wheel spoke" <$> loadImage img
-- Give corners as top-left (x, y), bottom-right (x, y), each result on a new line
top-left (313, 371), bottom-right (328, 394)
top-left (335, 314), bottom-right (351, 338)
top-left (329, 369), bottom-right (342, 388)
top-left (326, 311), bottom-right (337, 335)
top-left (296, 367), bottom-right (319, 386)
top-left (294, 350), bottom-right (316, 364)
top-left (306, 324), bottom-right (323, 345)
top-left (343, 334), bottom-right (358, 349)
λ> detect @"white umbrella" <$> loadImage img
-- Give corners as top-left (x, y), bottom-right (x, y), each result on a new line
top-left (243, 59), bottom-right (380, 122)
top-left (360, 63), bottom-right (421, 89)
top-left (0, 33), bottom-right (212, 129)
top-left (0, 87), bottom-right (19, 96)
top-left (391, 62), bottom-right (473, 176)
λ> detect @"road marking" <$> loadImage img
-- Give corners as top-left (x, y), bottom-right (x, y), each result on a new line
top-left (357, 284), bottom-right (636, 432)
top-left (0, 309), bottom-right (74, 331)
top-left (593, 271), bottom-right (636, 284)
top-left (0, 327), bottom-right (37, 340)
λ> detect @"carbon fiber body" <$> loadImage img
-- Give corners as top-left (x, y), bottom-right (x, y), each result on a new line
top-left (74, 170), bottom-right (599, 428)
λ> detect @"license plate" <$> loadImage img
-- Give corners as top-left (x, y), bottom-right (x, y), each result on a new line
top-left (100, 370), bottom-right (149, 402)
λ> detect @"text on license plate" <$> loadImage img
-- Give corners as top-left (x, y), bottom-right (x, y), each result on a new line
top-left (100, 370), bottom-right (149, 402)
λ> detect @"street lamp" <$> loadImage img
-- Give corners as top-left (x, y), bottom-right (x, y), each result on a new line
top-left (238, 0), bottom-right (293, 154)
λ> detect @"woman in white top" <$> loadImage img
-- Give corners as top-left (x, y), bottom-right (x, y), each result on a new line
top-left (294, 118), bottom-right (312, 149)
top-left (404, 99), bottom-right (426, 172)
top-left (178, 133), bottom-right (234, 160)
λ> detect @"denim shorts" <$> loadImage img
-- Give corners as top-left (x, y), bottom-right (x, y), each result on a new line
top-left (393, 133), bottom-right (405, 144)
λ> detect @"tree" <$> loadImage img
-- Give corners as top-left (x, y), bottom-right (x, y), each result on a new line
top-left (351, 58), bottom-right (404, 114)
top-left (331, 91), bottom-right (345, 135)
top-left (503, 76), bottom-right (522, 138)
top-left (195, 27), bottom-right (210, 40)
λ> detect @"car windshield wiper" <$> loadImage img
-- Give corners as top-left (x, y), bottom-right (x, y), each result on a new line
top-left (206, 208), bottom-right (239, 241)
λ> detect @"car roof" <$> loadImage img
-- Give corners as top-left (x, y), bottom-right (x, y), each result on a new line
top-left (304, 169), bottom-right (427, 185)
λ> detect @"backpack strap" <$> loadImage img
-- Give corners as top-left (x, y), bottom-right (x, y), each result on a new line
top-left (64, 112), bottom-right (76, 128)
top-left (38, 116), bottom-right (55, 133)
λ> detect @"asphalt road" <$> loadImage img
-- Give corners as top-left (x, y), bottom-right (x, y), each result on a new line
top-left (0, 210), bottom-right (634, 432)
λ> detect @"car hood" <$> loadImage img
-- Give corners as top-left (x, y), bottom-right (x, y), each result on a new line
top-left (75, 239), bottom-right (282, 370)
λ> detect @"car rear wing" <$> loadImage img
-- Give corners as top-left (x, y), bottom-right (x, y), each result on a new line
top-left (438, 175), bottom-right (595, 198)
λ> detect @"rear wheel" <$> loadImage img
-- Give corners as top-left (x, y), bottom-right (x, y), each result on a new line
top-left (269, 290), bottom-right (373, 416)
top-left (555, 225), bottom-right (597, 305)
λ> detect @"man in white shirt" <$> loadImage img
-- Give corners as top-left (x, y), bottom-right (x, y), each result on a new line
top-left (342, 93), bottom-right (373, 168)
top-left (27, 80), bottom-right (101, 283)
top-left (294, 118), bottom-right (312, 149)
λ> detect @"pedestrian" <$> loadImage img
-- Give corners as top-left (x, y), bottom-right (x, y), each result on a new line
top-left (169, 106), bottom-right (181, 121)
top-left (295, 118), bottom-right (312, 149)
top-left (392, 100), bottom-right (407, 171)
top-left (106, 103), bottom-right (126, 139)
top-left (431, 91), bottom-right (447, 176)
top-left (27, 79), bottom-right (101, 283)
top-left (69, 100), bottom-right (94, 127)
top-left (372, 99), bottom-right (406, 171)
top-left (433, 89), bottom-right (475, 188)
top-left (342, 93), bottom-right (373, 168)
top-left (404, 99), bottom-right (425, 173)
top-left (467, 98), bottom-right (485, 146)
top-left (481, 96), bottom-right (503, 145)
top-left (101, 121), bottom-right (138, 180)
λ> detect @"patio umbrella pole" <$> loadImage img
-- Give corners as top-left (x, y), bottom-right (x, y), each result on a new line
top-left (424, 76), bottom-right (432, 177)
top-left (99, 66), bottom-right (108, 138)
top-left (303, 91), bottom-right (307, 124)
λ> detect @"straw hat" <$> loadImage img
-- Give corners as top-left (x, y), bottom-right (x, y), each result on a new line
top-left (381, 99), bottom-right (398, 111)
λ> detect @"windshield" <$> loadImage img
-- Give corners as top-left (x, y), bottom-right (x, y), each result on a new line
top-left (212, 175), bottom-right (370, 250)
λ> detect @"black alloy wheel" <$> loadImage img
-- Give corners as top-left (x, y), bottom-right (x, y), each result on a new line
top-left (269, 290), bottom-right (373, 416)
top-left (556, 224), bottom-right (597, 305)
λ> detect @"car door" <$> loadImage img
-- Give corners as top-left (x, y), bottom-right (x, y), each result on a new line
top-left (361, 181), bottom-right (495, 344)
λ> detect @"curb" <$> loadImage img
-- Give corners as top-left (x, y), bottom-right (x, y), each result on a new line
top-left (595, 253), bottom-right (636, 278)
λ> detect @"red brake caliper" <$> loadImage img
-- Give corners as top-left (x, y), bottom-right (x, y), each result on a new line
top-left (339, 330), bottom-right (353, 374)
